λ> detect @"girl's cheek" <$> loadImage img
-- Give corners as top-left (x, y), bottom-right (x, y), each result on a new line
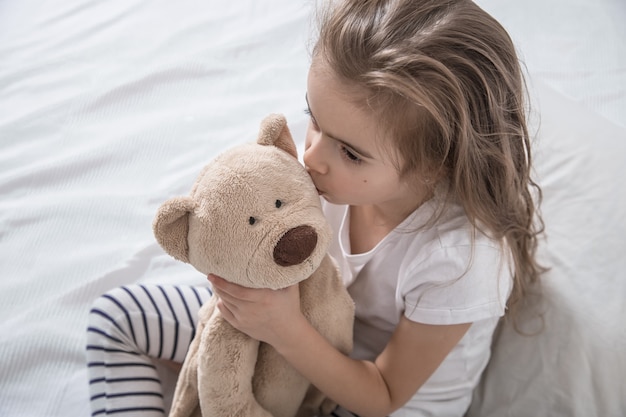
top-left (304, 124), bottom-right (313, 151)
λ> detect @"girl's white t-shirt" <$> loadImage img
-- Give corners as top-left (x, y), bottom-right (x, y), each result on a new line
top-left (322, 199), bottom-right (513, 417)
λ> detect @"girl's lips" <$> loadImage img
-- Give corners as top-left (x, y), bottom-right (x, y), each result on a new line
top-left (314, 185), bottom-right (326, 195)
top-left (307, 171), bottom-right (324, 195)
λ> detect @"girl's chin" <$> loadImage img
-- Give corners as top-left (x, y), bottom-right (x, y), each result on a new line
top-left (320, 194), bottom-right (344, 205)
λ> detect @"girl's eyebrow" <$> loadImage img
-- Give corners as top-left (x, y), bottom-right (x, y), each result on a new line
top-left (305, 93), bottom-right (374, 159)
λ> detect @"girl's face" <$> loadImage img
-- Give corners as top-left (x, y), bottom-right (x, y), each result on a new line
top-left (304, 62), bottom-right (426, 214)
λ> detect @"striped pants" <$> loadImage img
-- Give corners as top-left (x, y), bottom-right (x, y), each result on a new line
top-left (85, 284), bottom-right (359, 417)
top-left (86, 284), bottom-right (212, 416)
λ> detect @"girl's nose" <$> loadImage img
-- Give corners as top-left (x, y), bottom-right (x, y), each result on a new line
top-left (303, 131), bottom-right (328, 175)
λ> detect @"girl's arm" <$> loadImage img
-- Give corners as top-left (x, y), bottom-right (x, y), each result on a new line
top-left (209, 274), bottom-right (470, 417)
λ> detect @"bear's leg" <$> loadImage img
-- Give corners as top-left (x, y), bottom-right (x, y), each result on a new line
top-left (196, 317), bottom-right (272, 417)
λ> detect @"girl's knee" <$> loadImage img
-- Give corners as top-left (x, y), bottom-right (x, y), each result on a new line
top-left (87, 285), bottom-right (141, 348)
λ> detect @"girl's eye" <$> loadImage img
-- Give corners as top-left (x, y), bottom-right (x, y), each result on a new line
top-left (304, 106), bottom-right (362, 165)
top-left (341, 145), bottom-right (362, 164)
top-left (304, 108), bottom-right (320, 131)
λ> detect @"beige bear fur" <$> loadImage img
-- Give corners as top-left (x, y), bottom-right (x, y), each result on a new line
top-left (153, 114), bottom-right (354, 417)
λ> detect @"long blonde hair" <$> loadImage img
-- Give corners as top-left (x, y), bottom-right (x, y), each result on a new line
top-left (314, 0), bottom-right (545, 318)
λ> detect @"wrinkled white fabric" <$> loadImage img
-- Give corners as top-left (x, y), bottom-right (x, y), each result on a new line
top-left (0, 0), bottom-right (624, 416)
top-left (324, 200), bottom-right (512, 417)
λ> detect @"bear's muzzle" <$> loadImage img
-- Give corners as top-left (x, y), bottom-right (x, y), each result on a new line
top-left (273, 225), bottom-right (318, 267)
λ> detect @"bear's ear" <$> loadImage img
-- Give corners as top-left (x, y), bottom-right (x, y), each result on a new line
top-left (152, 196), bottom-right (196, 263)
top-left (257, 113), bottom-right (298, 159)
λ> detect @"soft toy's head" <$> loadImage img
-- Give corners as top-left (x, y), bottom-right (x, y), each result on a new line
top-left (153, 114), bottom-right (330, 290)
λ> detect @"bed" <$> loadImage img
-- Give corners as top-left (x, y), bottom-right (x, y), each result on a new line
top-left (1, 0), bottom-right (624, 416)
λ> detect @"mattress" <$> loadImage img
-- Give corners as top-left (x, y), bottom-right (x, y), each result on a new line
top-left (1, 0), bottom-right (624, 416)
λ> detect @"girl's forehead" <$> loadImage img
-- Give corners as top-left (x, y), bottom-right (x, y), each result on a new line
top-left (307, 65), bottom-right (370, 115)
top-left (306, 67), bottom-right (403, 169)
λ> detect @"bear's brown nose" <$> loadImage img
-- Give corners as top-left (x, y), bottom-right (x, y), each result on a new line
top-left (273, 225), bottom-right (318, 267)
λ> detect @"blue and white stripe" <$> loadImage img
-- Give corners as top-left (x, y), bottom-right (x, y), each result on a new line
top-left (86, 284), bottom-right (212, 416)
top-left (85, 283), bottom-right (359, 417)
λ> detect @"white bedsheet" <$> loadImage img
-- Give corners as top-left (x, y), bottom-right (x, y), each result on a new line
top-left (1, 0), bottom-right (624, 416)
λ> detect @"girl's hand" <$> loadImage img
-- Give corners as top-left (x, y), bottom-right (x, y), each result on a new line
top-left (207, 274), bottom-right (303, 346)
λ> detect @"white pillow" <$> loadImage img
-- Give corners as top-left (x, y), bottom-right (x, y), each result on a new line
top-left (467, 79), bottom-right (626, 417)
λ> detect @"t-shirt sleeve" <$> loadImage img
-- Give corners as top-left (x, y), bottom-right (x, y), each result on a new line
top-left (401, 243), bottom-right (513, 325)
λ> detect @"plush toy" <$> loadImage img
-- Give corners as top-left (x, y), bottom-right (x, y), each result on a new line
top-left (153, 114), bottom-right (355, 417)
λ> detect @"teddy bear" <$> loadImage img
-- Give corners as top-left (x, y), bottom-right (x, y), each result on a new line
top-left (152, 113), bottom-right (355, 417)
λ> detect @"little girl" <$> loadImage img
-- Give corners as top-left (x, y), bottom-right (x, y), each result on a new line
top-left (86, 0), bottom-right (544, 416)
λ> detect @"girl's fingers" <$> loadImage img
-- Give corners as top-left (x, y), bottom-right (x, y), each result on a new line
top-left (208, 274), bottom-right (272, 302)
top-left (215, 297), bottom-right (231, 318)
top-left (208, 274), bottom-right (248, 298)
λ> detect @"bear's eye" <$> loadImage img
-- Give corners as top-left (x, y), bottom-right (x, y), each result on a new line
top-left (248, 216), bottom-right (257, 225)
top-left (275, 199), bottom-right (282, 208)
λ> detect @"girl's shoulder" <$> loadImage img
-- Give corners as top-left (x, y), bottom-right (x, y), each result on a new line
top-left (403, 198), bottom-right (498, 247)
top-left (399, 202), bottom-right (513, 323)
top-left (399, 199), bottom-right (509, 278)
